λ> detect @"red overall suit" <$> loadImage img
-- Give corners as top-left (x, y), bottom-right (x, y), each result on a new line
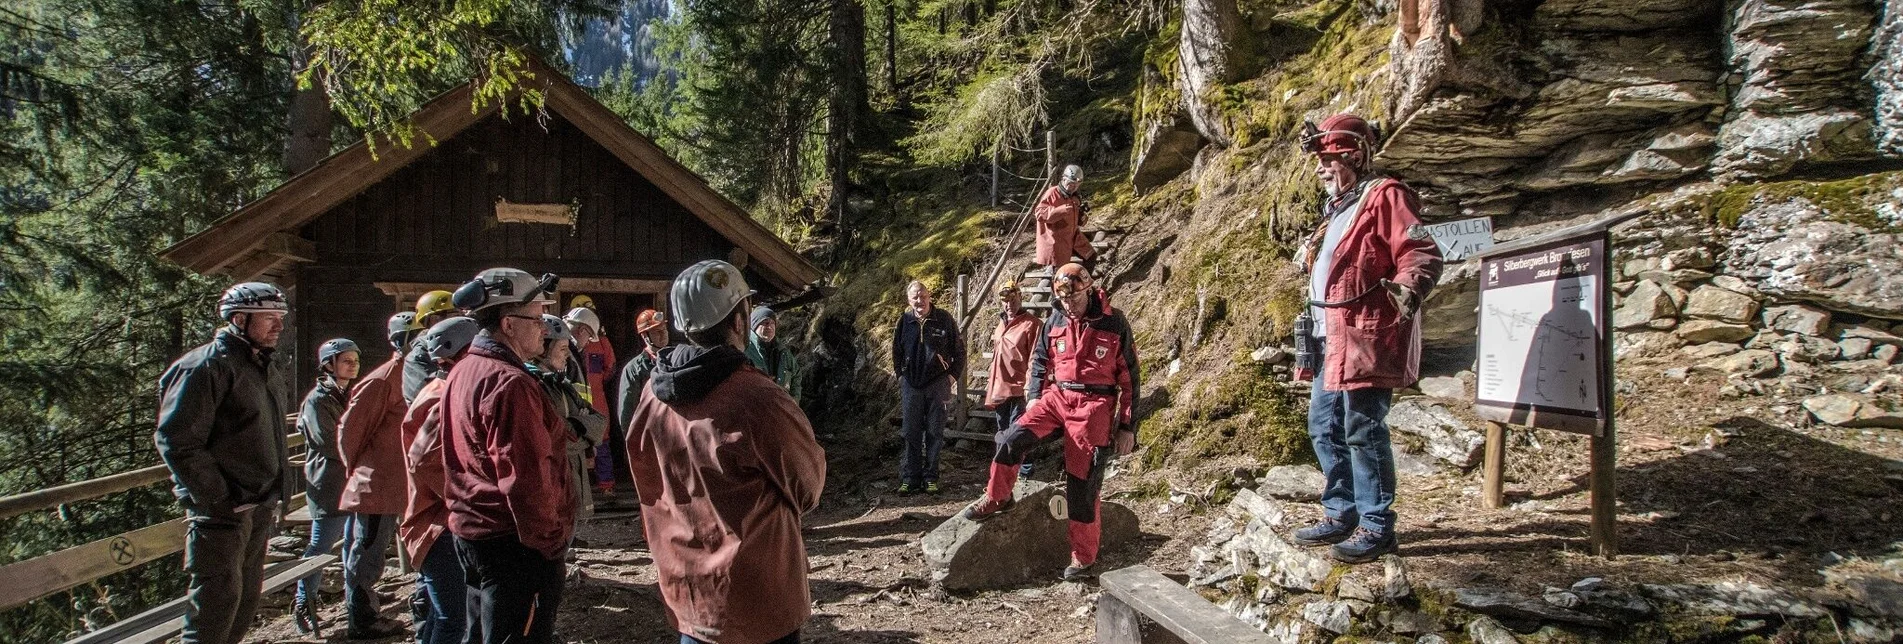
top-left (983, 287), bottom-right (1139, 566)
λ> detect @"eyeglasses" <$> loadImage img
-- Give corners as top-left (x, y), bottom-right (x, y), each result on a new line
top-left (503, 314), bottom-right (540, 323)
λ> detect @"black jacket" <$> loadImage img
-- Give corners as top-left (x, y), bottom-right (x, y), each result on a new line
top-left (296, 375), bottom-right (350, 518)
top-left (154, 328), bottom-right (292, 517)
top-left (615, 347), bottom-right (661, 431)
top-left (891, 307), bottom-right (965, 389)
top-left (402, 342), bottom-right (434, 404)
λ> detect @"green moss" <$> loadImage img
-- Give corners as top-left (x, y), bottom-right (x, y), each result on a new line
top-left (1700, 171), bottom-right (1903, 231)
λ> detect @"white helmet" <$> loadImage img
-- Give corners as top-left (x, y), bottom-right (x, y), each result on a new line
top-left (451, 268), bottom-right (557, 313)
top-left (1062, 164), bottom-right (1083, 184)
top-left (219, 282), bottom-right (288, 320)
top-left (563, 307), bottom-right (601, 335)
top-left (539, 314), bottom-right (574, 344)
top-left (670, 260), bottom-right (755, 334)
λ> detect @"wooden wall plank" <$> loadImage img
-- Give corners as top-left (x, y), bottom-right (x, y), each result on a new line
top-left (0, 519), bottom-right (188, 610)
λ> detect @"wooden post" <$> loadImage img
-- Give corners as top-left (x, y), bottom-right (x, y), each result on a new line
top-left (1045, 130), bottom-right (1055, 180)
top-left (990, 144), bottom-right (1000, 208)
top-left (1590, 229), bottom-right (1619, 557)
top-left (953, 274), bottom-right (971, 441)
top-left (1482, 421), bottom-right (1507, 509)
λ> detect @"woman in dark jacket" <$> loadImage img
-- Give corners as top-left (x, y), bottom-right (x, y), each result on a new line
top-left (292, 338), bottom-right (360, 634)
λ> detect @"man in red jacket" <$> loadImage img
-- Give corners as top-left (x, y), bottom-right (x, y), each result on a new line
top-left (984, 280), bottom-right (1042, 477)
top-left (1289, 113), bottom-right (1444, 563)
top-left (333, 312), bottom-right (422, 639)
top-left (627, 260), bottom-right (826, 644)
top-left (963, 263), bottom-right (1139, 582)
top-left (1033, 164), bottom-right (1096, 270)
top-left (400, 317), bottom-right (479, 644)
top-left (441, 267), bottom-right (571, 643)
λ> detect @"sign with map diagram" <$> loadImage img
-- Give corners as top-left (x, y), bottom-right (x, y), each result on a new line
top-left (1474, 235), bottom-right (1610, 435)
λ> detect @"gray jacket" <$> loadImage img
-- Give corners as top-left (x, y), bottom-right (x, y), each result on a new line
top-left (296, 375), bottom-right (349, 518)
top-left (402, 342), bottom-right (434, 404)
top-left (154, 328), bottom-right (292, 517)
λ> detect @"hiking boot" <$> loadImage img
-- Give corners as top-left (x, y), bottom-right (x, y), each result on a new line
top-left (1019, 462), bottom-right (1034, 477)
top-left (1330, 528), bottom-right (1397, 564)
top-left (1062, 560), bottom-right (1095, 582)
top-left (292, 597), bottom-right (320, 636)
top-left (1292, 517), bottom-right (1357, 546)
top-left (961, 495), bottom-right (1016, 522)
top-left (897, 481), bottom-right (919, 495)
top-left (925, 481), bottom-right (941, 494)
top-left (346, 617), bottom-right (406, 640)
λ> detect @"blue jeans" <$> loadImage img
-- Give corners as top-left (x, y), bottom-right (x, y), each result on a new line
top-left (342, 512), bottom-right (397, 627)
top-left (415, 540), bottom-right (466, 644)
top-left (1307, 354), bottom-right (1398, 535)
top-left (296, 514), bottom-right (349, 603)
top-left (900, 376), bottom-right (952, 485)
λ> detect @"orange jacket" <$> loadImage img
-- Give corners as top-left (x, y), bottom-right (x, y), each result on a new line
top-left (1293, 178), bottom-right (1445, 390)
top-left (579, 335), bottom-right (616, 416)
top-left (984, 309), bottom-right (1042, 406)
top-left (1033, 185), bottom-right (1094, 266)
top-left (337, 355), bottom-right (410, 515)
top-left (399, 378), bottom-right (449, 566)
top-left (627, 345), bottom-right (826, 644)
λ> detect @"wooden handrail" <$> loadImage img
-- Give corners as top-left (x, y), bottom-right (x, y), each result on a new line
top-left (0, 432), bottom-right (305, 521)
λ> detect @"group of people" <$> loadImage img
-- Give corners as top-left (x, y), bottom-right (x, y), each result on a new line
top-left (149, 110), bottom-right (1440, 643)
top-left (155, 261), bottom-right (821, 644)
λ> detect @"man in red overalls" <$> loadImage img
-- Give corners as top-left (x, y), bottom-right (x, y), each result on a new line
top-left (962, 263), bottom-right (1139, 581)
top-left (1033, 165), bottom-right (1096, 271)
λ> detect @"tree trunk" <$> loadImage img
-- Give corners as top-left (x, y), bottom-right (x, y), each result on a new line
top-left (283, 2), bottom-right (332, 175)
top-left (885, 0), bottom-right (899, 102)
top-left (825, 0), bottom-right (869, 234)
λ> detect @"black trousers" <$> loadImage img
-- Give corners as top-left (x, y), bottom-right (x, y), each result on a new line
top-left (455, 534), bottom-right (565, 644)
top-left (182, 502), bottom-right (277, 644)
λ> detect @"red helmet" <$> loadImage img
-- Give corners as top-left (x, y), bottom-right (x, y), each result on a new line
top-left (636, 308), bottom-right (666, 333)
top-left (1301, 113), bottom-right (1379, 157)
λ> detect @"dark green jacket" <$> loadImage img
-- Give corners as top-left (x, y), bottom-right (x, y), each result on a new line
top-left (746, 334), bottom-right (802, 401)
top-left (154, 328), bottom-right (292, 517)
top-left (296, 375), bottom-right (349, 518)
top-left (616, 347), bottom-right (660, 431)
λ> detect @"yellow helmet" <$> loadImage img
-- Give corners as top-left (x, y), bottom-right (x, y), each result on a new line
top-left (416, 290), bottom-right (456, 318)
top-left (570, 294), bottom-right (596, 311)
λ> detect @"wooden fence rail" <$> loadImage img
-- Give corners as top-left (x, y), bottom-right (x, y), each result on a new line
top-left (0, 431), bottom-right (304, 521)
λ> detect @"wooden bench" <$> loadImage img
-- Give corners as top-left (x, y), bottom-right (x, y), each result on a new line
top-left (65, 554), bottom-right (337, 644)
top-left (1096, 566), bottom-right (1275, 644)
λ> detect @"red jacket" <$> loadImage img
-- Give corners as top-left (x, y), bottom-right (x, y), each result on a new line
top-left (628, 345), bottom-right (826, 644)
top-left (1029, 288), bottom-right (1140, 429)
top-left (1294, 178), bottom-right (1445, 390)
top-left (337, 355), bottom-right (409, 515)
top-left (400, 378), bottom-right (449, 566)
top-left (984, 309), bottom-right (1042, 406)
top-left (1034, 185), bottom-right (1094, 267)
top-left (441, 337), bottom-right (573, 560)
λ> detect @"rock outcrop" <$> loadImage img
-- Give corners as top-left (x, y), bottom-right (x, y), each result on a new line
top-left (1178, 0), bottom-right (1249, 146)
top-left (1714, 0), bottom-right (1880, 178)
top-left (1877, 0), bottom-right (1903, 155)
top-left (922, 480), bottom-right (1139, 591)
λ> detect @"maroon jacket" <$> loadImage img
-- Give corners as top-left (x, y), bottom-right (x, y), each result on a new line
top-left (1294, 178), bottom-right (1445, 390)
top-left (441, 336), bottom-right (573, 560)
top-left (400, 378), bottom-right (449, 566)
top-left (338, 355), bottom-right (409, 515)
top-left (628, 344), bottom-right (826, 644)
top-left (1033, 185), bottom-right (1094, 267)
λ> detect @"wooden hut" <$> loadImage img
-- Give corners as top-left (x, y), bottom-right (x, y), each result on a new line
top-left (161, 65), bottom-right (823, 387)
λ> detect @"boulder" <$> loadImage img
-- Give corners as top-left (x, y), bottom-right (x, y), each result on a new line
top-left (1130, 111), bottom-right (1205, 194)
top-left (1682, 286), bottom-right (1760, 324)
top-left (1303, 599), bottom-right (1354, 633)
top-left (1696, 349), bottom-right (1780, 378)
top-left (1675, 320), bottom-right (1755, 344)
top-left (1662, 246), bottom-right (1716, 271)
top-left (1772, 334), bottom-right (1841, 363)
top-left (1614, 280), bottom-right (1678, 329)
top-left (1839, 323), bottom-right (1903, 347)
top-left (1257, 465), bottom-right (1325, 502)
top-left (1681, 341), bottom-right (1743, 359)
top-left (1761, 304), bottom-right (1832, 336)
top-left (1418, 375), bottom-right (1467, 399)
top-left (1467, 615), bottom-right (1522, 644)
top-left (1724, 197), bottom-right (1903, 320)
top-left (1877, 344), bottom-right (1900, 364)
top-left (1801, 393), bottom-right (1903, 428)
top-left (1176, 0), bottom-right (1248, 146)
top-left (1381, 609), bottom-right (1439, 634)
top-left (1639, 581), bottom-right (1827, 618)
top-left (1840, 337), bottom-right (1875, 360)
top-left (1386, 399), bottom-right (1486, 468)
top-left (1230, 517), bottom-right (1335, 592)
top-left (1615, 331), bottom-right (1685, 360)
top-left (1451, 586), bottom-right (1615, 629)
top-left (923, 480), bottom-right (1139, 590)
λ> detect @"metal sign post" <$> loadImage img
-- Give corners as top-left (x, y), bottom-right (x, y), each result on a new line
top-left (1470, 212), bottom-right (1637, 557)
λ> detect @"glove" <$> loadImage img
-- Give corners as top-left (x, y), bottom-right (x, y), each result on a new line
top-left (1380, 278), bottom-right (1419, 320)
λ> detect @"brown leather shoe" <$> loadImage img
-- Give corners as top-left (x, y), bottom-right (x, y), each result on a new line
top-left (961, 495), bottom-right (1017, 521)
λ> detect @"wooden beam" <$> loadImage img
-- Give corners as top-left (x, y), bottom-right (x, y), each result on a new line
top-left (264, 233), bottom-right (317, 262)
top-left (67, 555), bottom-right (336, 644)
top-left (0, 433), bottom-right (302, 520)
top-left (0, 519), bottom-right (189, 610)
top-left (1097, 566), bottom-right (1275, 644)
top-left (224, 251), bottom-right (286, 283)
top-left (560, 277), bottom-right (671, 294)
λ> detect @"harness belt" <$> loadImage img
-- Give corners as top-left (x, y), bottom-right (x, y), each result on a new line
top-left (1057, 382), bottom-right (1119, 395)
